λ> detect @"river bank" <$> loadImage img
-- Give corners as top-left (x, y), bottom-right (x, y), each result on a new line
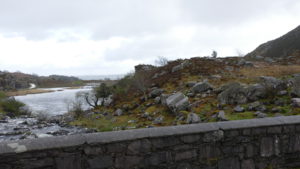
top-left (0, 114), bottom-right (96, 141)
top-left (0, 86), bottom-right (96, 141)
top-left (5, 89), bottom-right (55, 97)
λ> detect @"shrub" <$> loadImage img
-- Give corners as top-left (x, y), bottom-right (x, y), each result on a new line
top-left (0, 91), bottom-right (6, 100)
top-left (0, 98), bottom-right (26, 116)
top-left (155, 56), bottom-right (169, 66)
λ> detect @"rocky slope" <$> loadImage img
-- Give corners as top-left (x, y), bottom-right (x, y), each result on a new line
top-left (70, 55), bottom-right (300, 131)
top-left (246, 25), bottom-right (300, 61)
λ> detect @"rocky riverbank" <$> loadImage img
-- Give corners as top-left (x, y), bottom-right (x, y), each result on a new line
top-left (0, 114), bottom-right (96, 141)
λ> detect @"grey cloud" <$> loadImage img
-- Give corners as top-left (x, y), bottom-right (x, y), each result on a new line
top-left (1, 0), bottom-right (299, 40)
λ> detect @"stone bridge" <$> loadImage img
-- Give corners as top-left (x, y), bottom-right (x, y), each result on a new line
top-left (1, 116), bottom-right (300, 169)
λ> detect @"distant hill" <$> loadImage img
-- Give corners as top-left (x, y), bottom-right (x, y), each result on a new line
top-left (246, 25), bottom-right (300, 60)
top-left (0, 71), bottom-right (81, 90)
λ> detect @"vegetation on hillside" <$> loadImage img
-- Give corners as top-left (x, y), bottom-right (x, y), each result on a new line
top-left (69, 55), bottom-right (300, 132)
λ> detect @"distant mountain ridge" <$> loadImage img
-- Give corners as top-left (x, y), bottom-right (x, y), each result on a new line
top-left (246, 25), bottom-right (300, 59)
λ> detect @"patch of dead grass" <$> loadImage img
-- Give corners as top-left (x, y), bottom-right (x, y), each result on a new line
top-left (239, 65), bottom-right (300, 78)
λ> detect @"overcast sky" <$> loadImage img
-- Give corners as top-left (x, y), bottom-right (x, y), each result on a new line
top-left (0, 0), bottom-right (299, 76)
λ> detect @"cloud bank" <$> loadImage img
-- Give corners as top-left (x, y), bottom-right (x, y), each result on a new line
top-left (0, 0), bottom-right (299, 75)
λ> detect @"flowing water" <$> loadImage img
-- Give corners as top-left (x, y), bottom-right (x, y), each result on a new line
top-left (0, 86), bottom-right (95, 141)
top-left (15, 86), bottom-right (92, 116)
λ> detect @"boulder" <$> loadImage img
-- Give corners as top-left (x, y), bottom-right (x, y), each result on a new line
top-left (260, 76), bottom-right (287, 92)
top-left (186, 113), bottom-right (201, 124)
top-left (291, 98), bottom-right (300, 107)
top-left (246, 84), bottom-right (267, 101)
top-left (186, 81), bottom-right (197, 88)
top-left (255, 111), bottom-right (267, 118)
top-left (149, 88), bottom-right (164, 98)
top-left (163, 92), bottom-right (190, 114)
top-left (277, 90), bottom-right (288, 96)
top-left (153, 116), bottom-right (164, 124)
top-left (171, 65), bottom-right (182, 73)
top-left (217, 82), bottom-right (248, 105)
top-left (191, 81), bottom-right (214, 94)
top-left (160, 94), bottom-right (171, 105)
top-left (237, 59), bottom-right (254, 67)
top-left (114, 109), bottom-right (123, 116)
top-left (154, 97), bottom-right (161, 104)
top-left (103, 96), bottom-right (113, 107)
top-left (217, 111), bottom-right (228, 121)
top-left (171, 60), bottom-right (190, 73)
top-left (247, 101), bottom-right (261, 111)
top-left (291, 75), bottom-right (300, 97)
top-left (234, 105), bottom-right (245, 112)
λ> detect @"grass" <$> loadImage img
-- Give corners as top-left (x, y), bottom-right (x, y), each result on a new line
top-left (70, 114), bottom-right (139, 132)
top-left (226, 111), bottom-right (255, 121)
top-left (239, 65), bottom-right (300, 78)
top-left (5, 89), bottom-right (54, 96)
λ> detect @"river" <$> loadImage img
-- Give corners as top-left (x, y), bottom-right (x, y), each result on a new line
top-left (15, 86), bottom-right (93, 116)
top-left (0, 86), bottom-right (95, 141)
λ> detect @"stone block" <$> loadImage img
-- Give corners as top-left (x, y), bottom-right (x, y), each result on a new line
top-left (252, 128), bottom-right (266, 135)
top-left (151, 137), bottom-right (180, 149)
top-left (127, 139), bottom-right (151, 155)
top-left (283, 125), bottom-right (295, 133)
top-left (56, 155), bottom-right (82, 169)
top-left (145, 151), bottom-right (172, 166)
top-left (106, 143), bottom-right (127, 153)
top-left (180, 135), bottom-right (200, 143)
top-left (199, 145), bottom-right (220, 160)
top-left (242, 129), bottom-right (251, 136)
top-left (218, 157), bottom-right (240, 169)
top-left (245, 144), bottom-right (256, 158)
top-left (115, 156), bottom-right (143, 169)
top-left (241, 159), bottom-right (255, 169)
top-left (260, 137), bottom-right (274, 157)
top-left (84, 146), bottom-right (103, 155)
top-left (267, 126), bottom-right (282, 134)
top-left (22, 158), bottom-right (53, 168)
top-left (288, 134), bottom-right (300, 153)
top-left (203, 130), bottom-right (224, 142)
top-left (0, 165), bottom-right (11, 169)
top-left (175, 150), bottom-right (197, 161)
top-left (87, 155), bottom-right (113, 169)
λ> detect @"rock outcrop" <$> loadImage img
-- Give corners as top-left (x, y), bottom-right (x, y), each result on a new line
top-left (162, 92), bottom-right (190, 114)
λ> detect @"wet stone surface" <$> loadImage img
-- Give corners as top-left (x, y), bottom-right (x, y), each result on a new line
top-left (0, 115), bottom-right (95, 141)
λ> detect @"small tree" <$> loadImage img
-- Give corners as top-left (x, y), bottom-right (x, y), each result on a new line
top-left (155, 56), bottom-right (169, 66)
top-left (211, 50), bottom-right (218, 58)
top-left (133, 71), bottom-right (150, 101)
top-left (95, 83), bottom-right (112, 106)
top-left (77, 83), bottom-right (112, 108)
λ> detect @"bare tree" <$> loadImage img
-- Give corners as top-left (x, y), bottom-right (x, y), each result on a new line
top-left (133, 71), bottom-right (150, 101)
top-left (155, 56), bottom-right (169, 66)
top-left (235, 49), bottom-right (245, 57)
top-left (211, 50), bottom-right (218, 58)
top-left (76, 83), bottom-right (111, 108)
top-left (76, 90), bottom-right (99, 108)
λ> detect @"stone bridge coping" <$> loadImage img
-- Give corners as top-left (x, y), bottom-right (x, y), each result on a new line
top-left (1, 115), bottom-right (300, 154)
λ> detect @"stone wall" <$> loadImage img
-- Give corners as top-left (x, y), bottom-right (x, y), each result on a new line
top-left (1, 116), bottom-right (300, 169)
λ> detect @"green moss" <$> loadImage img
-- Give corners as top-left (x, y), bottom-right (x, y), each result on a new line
top-left (70, 114), bottom-right (139, 132)
top-left (227, 111), bottom-right (255, 121)
top-left (0, 91), bottom-right (6, 100)
top-left (145, 106), bottom-right (158, 113)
